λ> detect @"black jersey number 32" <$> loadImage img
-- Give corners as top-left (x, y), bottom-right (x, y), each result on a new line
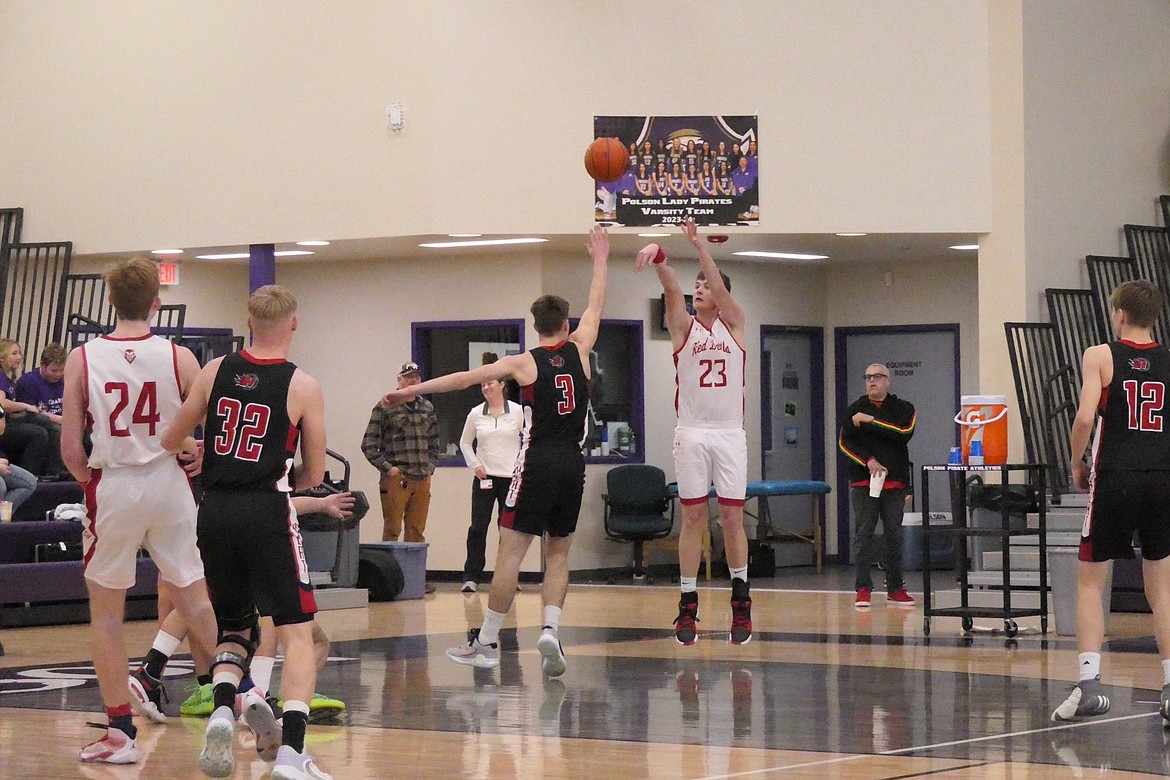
top-left (213, 397), bottom-right (272, 461)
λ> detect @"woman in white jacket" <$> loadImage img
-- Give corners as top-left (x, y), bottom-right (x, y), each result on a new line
top-left (458, 378), bottom-right (524, 593)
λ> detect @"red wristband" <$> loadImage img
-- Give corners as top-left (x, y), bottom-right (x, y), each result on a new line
top-left (652, 247), bottom-right (666, 265)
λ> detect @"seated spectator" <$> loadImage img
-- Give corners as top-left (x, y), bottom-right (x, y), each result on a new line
top-left (0, 338), bottom-right (63, 477)
top-left (0, 454), bottom-right (37, 512)
top-left (14, 343), bottom-right (66, 422)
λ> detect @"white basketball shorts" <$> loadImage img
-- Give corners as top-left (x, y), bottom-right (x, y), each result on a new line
top-left (82, 456), bottom-right (204, 590)
top-left (672, 425), bottom-right (747, 504)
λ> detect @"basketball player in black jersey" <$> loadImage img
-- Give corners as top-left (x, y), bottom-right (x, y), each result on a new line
top-left (1053, 280), bottom-right (1170, 725)
top-left (163, 285), bottom-right (332, 780)
top-left (383, 226), bottom-right (610, 678)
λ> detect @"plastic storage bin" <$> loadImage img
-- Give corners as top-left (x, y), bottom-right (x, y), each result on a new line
top-left (359, 542), bottom-right (429, 600)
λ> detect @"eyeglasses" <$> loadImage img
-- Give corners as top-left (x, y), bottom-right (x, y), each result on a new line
top-left (863, 373), bottom-right (889, 381)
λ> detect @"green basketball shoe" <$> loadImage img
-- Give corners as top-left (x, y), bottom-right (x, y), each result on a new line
top-left (180, 682), bottom-right (214, 717)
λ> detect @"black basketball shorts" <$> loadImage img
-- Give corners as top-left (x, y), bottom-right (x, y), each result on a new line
top-left (197, 489), bottom-right (317, 627)
top-left (1083, 470), bottom-right (1170, 562)
top-left (501, 444), bottom-right (586, 538)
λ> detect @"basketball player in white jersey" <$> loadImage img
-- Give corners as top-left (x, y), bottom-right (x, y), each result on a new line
top-left (635, 217), bottom-right (752, 645)
top-left (61, 257), bottom-right (218, 766)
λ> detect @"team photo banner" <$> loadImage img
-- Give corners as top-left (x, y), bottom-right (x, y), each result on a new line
top-left (592, 115), bottom-right (758, 228)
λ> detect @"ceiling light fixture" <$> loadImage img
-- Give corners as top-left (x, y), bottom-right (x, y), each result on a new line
top-left (638, 233), bottom-right (671, 238)
top-left (835, 232), bottom-right (867, 237)
top-left (949, 244), bottom-right (979, 250)
top-left (296, 240), bottom-right (330, 246)
top-left (150, 249), bottom-right (183, 255)
top-left (195, 250), bottom-right (315, 260)
top-left (419, 238), bottom-right (548, 249)
top-left (448, 233), bottom-right (483, 238)
top-left (733, 251), bottom-right (829, 261)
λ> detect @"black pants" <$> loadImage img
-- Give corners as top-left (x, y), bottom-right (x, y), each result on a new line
top-left (851, 486), bottom-right (908, 592)
top-left (0, 416), bottom-right (56, 476)
top-left (463, 475), bottom-right (512, 583)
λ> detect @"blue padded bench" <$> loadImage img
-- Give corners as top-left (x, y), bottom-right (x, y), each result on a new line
top-left (667, 479), bottom-right (832, 575)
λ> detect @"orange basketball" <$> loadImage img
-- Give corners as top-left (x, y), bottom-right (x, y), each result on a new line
top-left (585, 137), bottom-right (629, 183)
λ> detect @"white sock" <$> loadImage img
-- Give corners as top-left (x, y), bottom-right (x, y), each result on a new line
top-left (680, 577), bottom-right (698, 594)
top-left (730, 566), bottom-right (748, 583)
top-left (1078, 652), bottom-right (1101, 682)
top-left (153, 630), bottom-right (182, 658)
top-left (249, 656), bottom-right (275, 696)
top-left (478, 608), bottom-right (506, 646)
top-left (542, 605), bottom-right (561, 633)
top-left (1162, 659), bottom-right (1170, 686)
top-left (283, 699), bottom-right (309, 716)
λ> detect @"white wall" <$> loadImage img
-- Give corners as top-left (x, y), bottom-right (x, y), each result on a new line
top-left (0, 1), bottom-right (991, 252)
top-left (1022, 0), bottom-right (1170, 312)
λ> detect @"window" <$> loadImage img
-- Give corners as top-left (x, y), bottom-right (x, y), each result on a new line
top-left (412, 320), bottom-right (524, 465)
top-left (576, 319), bottom-right (645, 464)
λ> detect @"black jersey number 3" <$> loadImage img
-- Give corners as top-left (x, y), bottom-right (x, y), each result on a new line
top-left (1123, 379), bottom-right (1165, 432)
top-left (554, 374), bottom-right (576, 415)
top-left (213, 397), bottom-right (272, 461)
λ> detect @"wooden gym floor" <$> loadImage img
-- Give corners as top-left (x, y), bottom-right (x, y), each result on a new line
top-left (2, 572), bottom-right (1170, 778)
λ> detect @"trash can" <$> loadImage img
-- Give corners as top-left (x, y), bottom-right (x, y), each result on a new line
top-left (967, 477), bottom-right (1039, 570)
top-left (1049, 547), bottom-right (1112, 636)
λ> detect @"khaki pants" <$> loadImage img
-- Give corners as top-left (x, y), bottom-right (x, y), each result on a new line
top-left (380, 473), bottom-right (432, 542)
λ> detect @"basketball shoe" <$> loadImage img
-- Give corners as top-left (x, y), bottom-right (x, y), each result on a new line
top-left (180, 682), bottom-right (214, 717)
top-left (536, 629), bottom-right (567, 678)
top-left (272, 692), bottom-right (345, 722)
top-left (128, 668), bottom-right (168, 724)
top-left (730, 579), bottom-right (753, 645)
top-left (198, 706), bottom-right (236, 778)
top-left (272, 744), bottom-right (332, 780)
top-left (674, 592), bottom-right (699, 645)
top-left (79, 725), bottom-right (137, 764)
top-left (447, 633), bottom-right (500, 668)
top-left (241, 689), bottom-right (282, 762)
top-left (1051, 676), bottom-right (1110, 722)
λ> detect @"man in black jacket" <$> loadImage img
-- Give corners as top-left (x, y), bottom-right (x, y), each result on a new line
top-left (839, 363), bottom-right (917, 608)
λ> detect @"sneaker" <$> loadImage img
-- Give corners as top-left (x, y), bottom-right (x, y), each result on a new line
top-left (79, 726), bottom-right (138, 764)
top-left (446, 636), bottom-right (500, 668)
top-left (198, 707), bottom-right (236, 777)
top-left (180, 682), bottom-right (214, 717)
top-left (272, 744), bottom-right (332, 780)
top-left (674, 593), bottom-right (700, 645)
top-left (888, 588), bottom-right (916, 606)
top-left (275, 692), bottom-right (343, 719)
top-left (241, 689), bottom-right (282, 762)
top-left (128, 668), bottom-right (168, 724)
top-left (855, 588), bottom-right (872, 608)
top-left (425, 582), bottom-right (437, 594)
top-left (461, 581), bottom-right (477, 593)
top-left (1160, 683), bottom-right (1170, 723)
top-left (537, 630), bottom-right (567, 678)
top-left (307, 692), bottom-right (346, 721)
top-left (730, 580), bottom-right (752, 645)
top-left (1051, 676), bottom-right (1111, 722)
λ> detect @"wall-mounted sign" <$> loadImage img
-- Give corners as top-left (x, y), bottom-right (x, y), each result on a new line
top-left (592, 115), bottom-right (758, 227)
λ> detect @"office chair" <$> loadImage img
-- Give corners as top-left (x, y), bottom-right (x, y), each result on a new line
top-left (603, 465), bottom-right (674, 583)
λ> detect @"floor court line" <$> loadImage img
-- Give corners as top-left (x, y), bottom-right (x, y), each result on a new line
top-left (694, 710), bottom-right (1162, 779)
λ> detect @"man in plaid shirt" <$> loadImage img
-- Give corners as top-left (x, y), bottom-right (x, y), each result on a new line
top-left (362, 362), bottom-right (441, 554)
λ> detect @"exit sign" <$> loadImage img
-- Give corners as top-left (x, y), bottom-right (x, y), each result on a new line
top-left (158, 263), bottom-right (180, 285)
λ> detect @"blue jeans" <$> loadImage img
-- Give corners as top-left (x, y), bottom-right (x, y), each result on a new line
top-left (0, 462), bottom-right (38, 510)
top-left (851, 486), bottom-right (908, 592)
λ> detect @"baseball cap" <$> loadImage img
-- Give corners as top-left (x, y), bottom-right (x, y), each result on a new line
top-left (398, 361), bottom-right (421, 377)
